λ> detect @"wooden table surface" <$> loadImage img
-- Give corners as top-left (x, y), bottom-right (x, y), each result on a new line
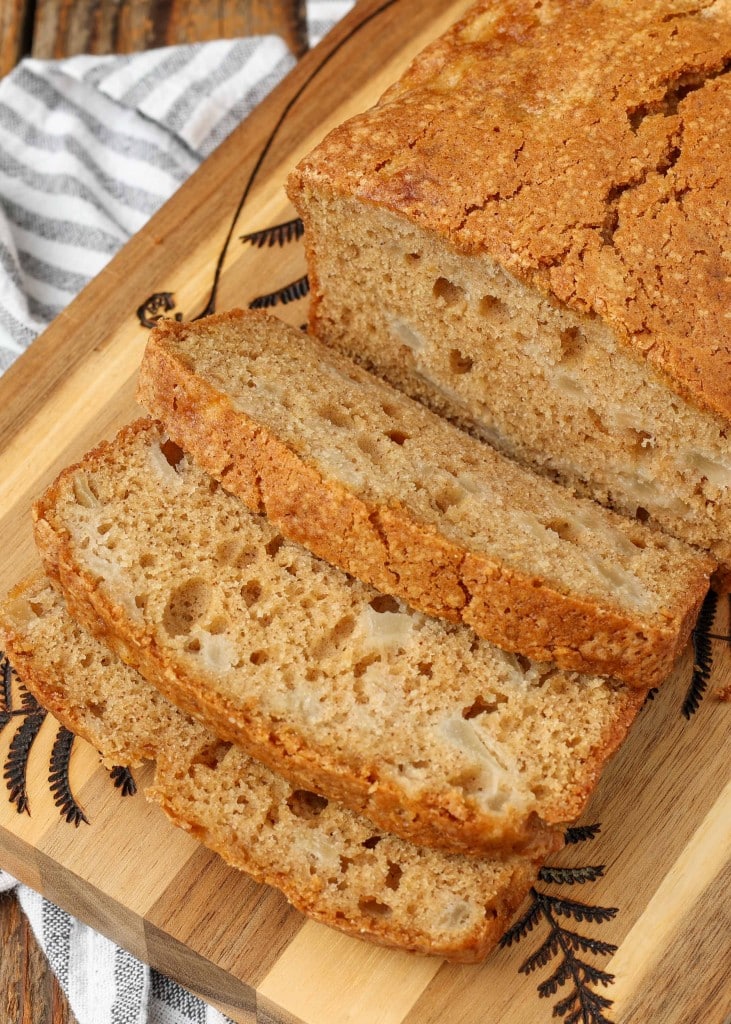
top-left (0, 0), bottom-right (309, 76)
top-left (0, 4), bottom-right (309, 1021)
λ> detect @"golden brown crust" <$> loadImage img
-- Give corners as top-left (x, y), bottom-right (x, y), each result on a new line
top-left (138, 319), bottom-right (402, 601)
top-left (290, 0), bottom-right (731, 421)
top-left (35, 530), bottom-right (564, 859)
top-left (0, 637), bottom-right (153, 770)
top-left (1, 576), bottom-right (538, 962)
top-left (137, 314), bottom-right (713, 688)
top-left (31, 418), bottom-right (651, 860)
top-left (31, 422), bottom-right (565, 858)
top-left (0, 584), bottom-right (145, 766)
top-left (151, 783), bottom-right (538, 962)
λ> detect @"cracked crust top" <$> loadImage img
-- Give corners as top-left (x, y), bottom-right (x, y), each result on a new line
top-left (291, 0), bottom-right (731, 420)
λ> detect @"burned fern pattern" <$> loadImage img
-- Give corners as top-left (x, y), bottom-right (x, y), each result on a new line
top-left (0, 651), bottom-right (135, 822)
top-left (49, 727), bottom-right (89, 826)
top-left (563, 823), bottom-right (602, 846)
top-left (684, 589), bottom-right (721, 718)
top-left (5, 710), bottom-right (46, 815)
top-left (241, 217), bottom-right (304, 248)
top-left (249, 273), bottom-right (310, 310)
top-left (501, 825), bottom-right (618, 1024)
top-left (0, 656), bottom-right (45, 814)
top-left (138, 212), bottom-right (308, 328)
top-left (538, 865), bottom-right (606, 886)
top-left (136, 291), bottom-right (183, 329)
top-left (109, 765), bottom-right (137, 797)
top-left (1, 654), bottom-right (12, 716)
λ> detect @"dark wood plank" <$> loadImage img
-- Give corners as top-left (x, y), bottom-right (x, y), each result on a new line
top-left (0, 0), bottom-right (34, 77)
top-left (0, 892), bottom-right (76, 1024)
top-left (31, 0), bottom-right (309, 61)
top-left (146, 846), bottom-right (303, 989)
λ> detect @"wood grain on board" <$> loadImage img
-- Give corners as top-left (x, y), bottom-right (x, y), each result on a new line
top-left (0, 1), bottom-right (729, 1022)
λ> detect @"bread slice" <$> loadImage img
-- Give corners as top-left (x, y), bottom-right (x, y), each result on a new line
top-left (137, 308), bottom-right (712, 688)
top-left (0, 575), bottom-right (539, 962)
top-left (33, 418), bottom-right (645, 857)
top-left (287, 0), bottom-right (731, 586)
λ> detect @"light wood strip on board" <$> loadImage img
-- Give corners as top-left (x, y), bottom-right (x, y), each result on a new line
top-left (258, 923), bottom-right (443, 1024)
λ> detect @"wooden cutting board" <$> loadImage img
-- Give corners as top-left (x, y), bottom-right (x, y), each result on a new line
top-left (0, 2), bottom-right (729, 1021)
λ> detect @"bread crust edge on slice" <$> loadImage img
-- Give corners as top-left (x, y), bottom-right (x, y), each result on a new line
top-left (0, 595), bottom-right (147, 770)
top-left (137, 314), bottom-right (712, 689)
top-left (28, 421), bottom-right (585, 859)
top-left (0, 577), bottom-right (539, 963)
top-left (148, 771), bottom-right (539, 963)
top-left (33, 473), bottom-right (561, 859)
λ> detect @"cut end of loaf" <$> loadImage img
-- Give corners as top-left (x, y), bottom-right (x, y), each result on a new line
top-left (289, 0), bottom-right (731, 421)
top-left (289, 182), bottom-right (727, 588)
top-left (287, 0), bottom-right (731, 584)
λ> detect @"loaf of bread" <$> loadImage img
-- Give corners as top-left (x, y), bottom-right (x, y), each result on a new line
top-left (288, 0), bottom-right (731, 585)
top-left (0, 575), bottom-right (538, 962)
top-left (137, 309), bottom-right (712, 688)
top-left (33, 419), bottom-right (646, 857)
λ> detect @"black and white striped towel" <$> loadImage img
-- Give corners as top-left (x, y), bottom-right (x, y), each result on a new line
top-left (0, 0), bottom-right (353, 372)
top-left (0, 3), bottom-right (353, 1022)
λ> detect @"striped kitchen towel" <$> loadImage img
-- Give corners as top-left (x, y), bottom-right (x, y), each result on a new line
top-left (0, 0), bottom-right (354, 374)
top-left (0, 4), bottom-right (354, 1023)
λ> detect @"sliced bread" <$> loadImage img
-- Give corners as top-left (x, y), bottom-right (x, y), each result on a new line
top-left (287, 0), bottom-right (731, 585)
top-left (0, 575), bottom-right (538, 962)
top-left (33, 419), bottom-right (645, 857)
top-left (137, 309), bottom-right (713, 688)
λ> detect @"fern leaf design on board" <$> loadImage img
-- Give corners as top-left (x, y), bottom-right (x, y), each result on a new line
top-left (109, 765), bottom-right (137, 797)
top-left (241, 217), bottom-right (304, 248)
top-left (49, 727), bottom-right (89, 826)
top-left (500, 898), bottom-right (542, 948)
top-left (136, 291), bottom-right (183, 329)
top-left (249, 274), bottom-right (310, 309)
top-left (538, 865), bottom-right (606, 886)
top-left (564, 823), bottom-right (602, 845)
top-left (19, 682), bottom-right (40, 713)
top-left (0, 651), bottom-right (136, 822)
top-left (1, 654), bottom-right (13, 713)
top-left (500, 824), bottom-right (618, 1024)
top-left (684, 589), bottom-right (720, 718)
top-left (5, 710), bottom-right (46, 815)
